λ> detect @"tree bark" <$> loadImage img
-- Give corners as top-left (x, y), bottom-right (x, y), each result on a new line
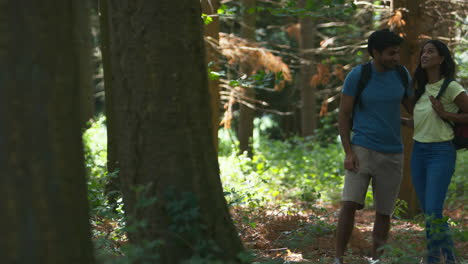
top-left (201, 0), bottom-right (221, 152)
top-left (76, 0), bottom-right (95, 128)
top-left (0, 1), bottom-right (95, 263)
top-left (238, 0), bottom-right (256, 156)
top-left (392, 0), bottom-right (425, 218)
top-left (298, 0), bottom-right (317, 137)
top-left (99, 0), bottom-right (121, 207)
top-left (103, 0), bottom-right (243, 262)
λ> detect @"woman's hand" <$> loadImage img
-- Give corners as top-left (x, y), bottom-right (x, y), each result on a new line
top-left (429, 96), bottom-right (448, 119)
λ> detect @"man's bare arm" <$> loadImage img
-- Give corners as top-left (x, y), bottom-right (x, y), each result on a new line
top-left (338, 94), bottom-right (359, 171)
top-left (401, 96), bottom-right (415, 115)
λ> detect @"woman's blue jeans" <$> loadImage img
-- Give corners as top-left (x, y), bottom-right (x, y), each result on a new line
top-left (411, 141), bottom-right (456, 263)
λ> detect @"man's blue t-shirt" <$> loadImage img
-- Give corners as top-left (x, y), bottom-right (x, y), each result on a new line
top-left (342, 62), bottom-right (412, 153)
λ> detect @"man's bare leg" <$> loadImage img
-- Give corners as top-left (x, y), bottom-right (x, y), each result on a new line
top-left (335, 201), bottom-right (360, 263)
top-left (372, 212), bottom-right (391, 260)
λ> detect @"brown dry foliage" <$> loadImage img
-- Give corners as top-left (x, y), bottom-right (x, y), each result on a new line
top-left (231, 207), bottom-right (308, 251)
top-left (220, 90), bottom-right (236, 129)
top-left (230, 205), bottom-right (467, 262)
top-left (315, 63), bottom-right (345, 117)
top-left (286, 23), bottom-right (301, 42)
top-left (332, 64), bottom-right (345, 82)
top-left (218, 33), bottom-right (292, 129)
top-left (219, 33), bottom-right (292, 90)
top-left (387, 9), bottom-right (407, 31)
top-left (319, 100), bottom-right (329, 117)
top-left (310, 64), bottom-right (331, 88)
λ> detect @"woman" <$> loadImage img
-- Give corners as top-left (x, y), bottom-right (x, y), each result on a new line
top-left (410, 40), bottom-right (468, 264)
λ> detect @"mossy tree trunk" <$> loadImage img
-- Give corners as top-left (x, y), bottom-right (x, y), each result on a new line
top-left (0, 1), bottom-right (95, 263)
top-left (103, 1), bottom-right (244, 262)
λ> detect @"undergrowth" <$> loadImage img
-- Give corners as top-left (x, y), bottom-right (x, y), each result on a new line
top-left (83, 115), bottom-right (467, 263)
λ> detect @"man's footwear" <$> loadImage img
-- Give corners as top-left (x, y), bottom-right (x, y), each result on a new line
top-left (333, 258), bottom-right (343, 264)
top-left (443, 257), bottom-right (458, 264)
top-left (442, 253), bottom-right (458, 264)
top-left (364, 256), bottom-right (381, 264)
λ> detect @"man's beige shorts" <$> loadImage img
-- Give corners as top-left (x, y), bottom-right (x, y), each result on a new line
top-left (342, 145), bottom-right (403, 216)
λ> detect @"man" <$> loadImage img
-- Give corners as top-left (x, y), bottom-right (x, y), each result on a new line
top-left (334, 29), bottom-right (413, 264)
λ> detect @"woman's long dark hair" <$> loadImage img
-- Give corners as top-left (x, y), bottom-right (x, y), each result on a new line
top-left (414, 40), bottom-right (456, 102)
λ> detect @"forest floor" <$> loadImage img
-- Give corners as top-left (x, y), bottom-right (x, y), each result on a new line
top-left (93, 202), bottom-right (467, 263)
top-left (232, 203), bottom-right (468, 264)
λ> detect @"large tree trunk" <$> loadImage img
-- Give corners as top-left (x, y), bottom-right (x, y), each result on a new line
top-left (392, 0), bottom-right (426, 218)
top-left (394, 0), bottom-right (459, 218)
top-left (238, 0), bottom-right (256, 156)
top-left (0, 1), bottom-right (95, 263)
top-left (298, 0), bottom-right (317, 137)
top-left (104, 1), bottom-right (244, 262)
top-left (201, 0), bottom-right (221, 151)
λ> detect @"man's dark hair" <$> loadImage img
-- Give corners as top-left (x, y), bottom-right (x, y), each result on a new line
top-left (367, 29), bottom-right (403, 57)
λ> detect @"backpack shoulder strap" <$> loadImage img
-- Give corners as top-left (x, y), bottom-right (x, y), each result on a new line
top-left (395, 64), bottom-right (409, 90)
top-left (354, 62), bottom-right (372, 108)
top-left (435, 78), bottom-right (455, 128)
top-left (436, 78), bottom-right (454, 99)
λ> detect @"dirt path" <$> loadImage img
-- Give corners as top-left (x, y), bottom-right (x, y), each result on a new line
top-left (233, 204), bottom-right (467, 263)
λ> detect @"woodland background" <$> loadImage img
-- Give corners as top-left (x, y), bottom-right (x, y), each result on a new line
top-left (1, 0), bottom-right (467, 263)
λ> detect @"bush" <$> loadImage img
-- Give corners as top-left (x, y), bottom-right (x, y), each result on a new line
top-left (447, 150), bottom-right (468, 206)
top-left (83, 115), bottom-right (110, 215)
top-left (219, 116), bottom-right (346, 209)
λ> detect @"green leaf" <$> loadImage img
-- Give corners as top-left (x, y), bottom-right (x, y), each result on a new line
top-left (201, 14), bottom-right (213, 25)
top-left (306, 0), bottom-right (316, 10)
top-left (229, 80), bottom-right (240, 87)
top-left (209, 71), bottom-right (221, 81)
top-left (217, 4), bottom-right (235, 15)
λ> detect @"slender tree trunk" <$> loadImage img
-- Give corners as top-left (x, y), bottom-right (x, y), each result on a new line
top-left (76, 0), bottom-right (95, 128)
top-left (393, 0), bottom-right (425, 218)
top-left (104, 1), bottom-right (243, 262)
top-left (280, 94), bottom-right (302, 138)
top-left (0, 1), bottom-right (95, 263)
top-left (201, 0), bottom-right (221, 151)
top-left (298, 0), bottom-right (317, 137)
top-left (238, 0), bottom-right (256, 156)
top-left (99, 0), bottom-right (120, 206)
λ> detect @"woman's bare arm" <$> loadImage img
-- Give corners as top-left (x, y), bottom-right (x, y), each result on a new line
top-left (430, 92), bottom-right (468, 123)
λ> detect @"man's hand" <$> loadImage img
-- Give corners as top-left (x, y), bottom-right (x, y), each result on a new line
top-left (344, 151), bottom-right (359, 172)
top-left (400, 117), bottom-right (414, 128)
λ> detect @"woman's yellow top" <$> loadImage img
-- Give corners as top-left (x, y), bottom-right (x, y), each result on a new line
top-left (413, 79), bottom-right (465, 143)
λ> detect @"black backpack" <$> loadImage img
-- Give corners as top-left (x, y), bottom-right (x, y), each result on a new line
top-left (351, 62), bottom-right (409, 126)
top-left (435, 78), bottom-right (468, 150)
